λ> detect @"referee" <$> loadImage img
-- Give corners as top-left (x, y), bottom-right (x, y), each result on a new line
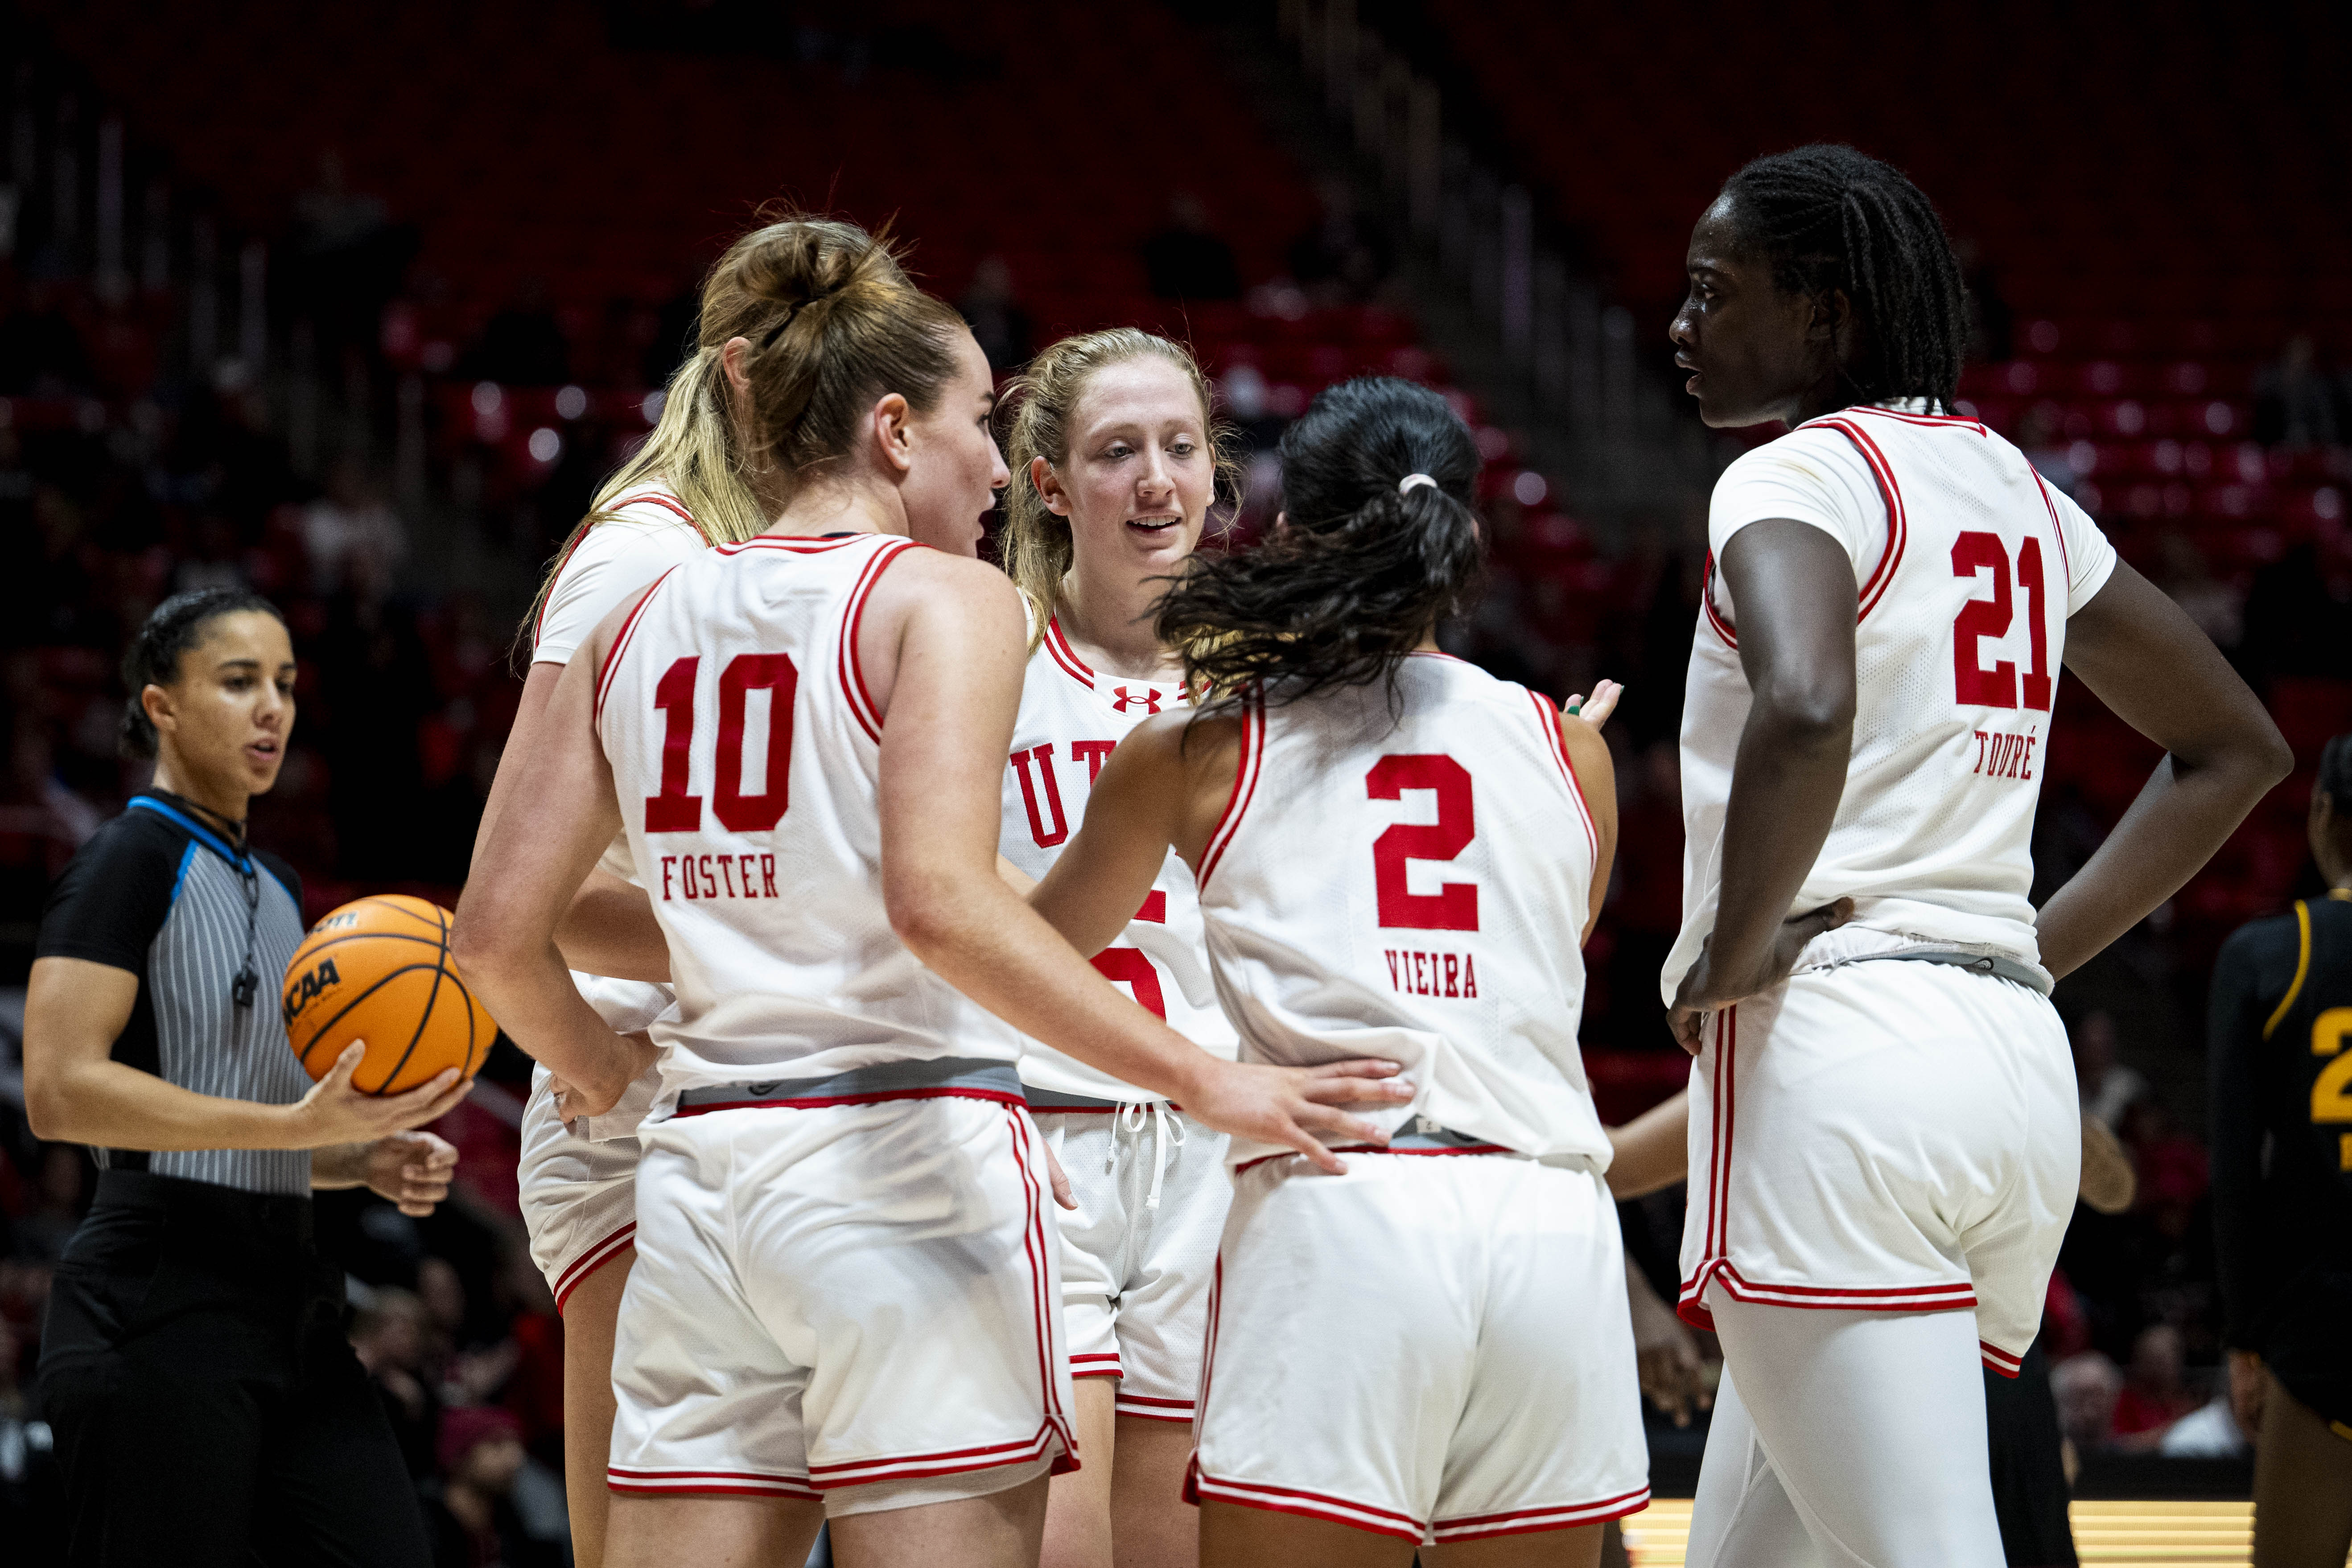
top-left (2210, 730), bottom-right (2352, 1568)
top-left (23, 588), bottom-right (475, 1568)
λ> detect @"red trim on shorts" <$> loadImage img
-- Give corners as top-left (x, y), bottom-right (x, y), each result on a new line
top-left (1007, 1107), bottom-right (1081, 1474)
top-left (1113, 1394), bottom-right (1196, 1423)
top-left (592, 566), bottom-right (683, 731)
top-left (552, 1222), bottom-right (636, 1314)
top-left (1529, 689), bottom-right (1599, 863)
top-left (1430, 1487), bottom-right (1652, 1542)
top-left (1043, 617), bottom-right (1095, 689)
top-left (1071, 1358), bottom-right (1124, 1381)
top-left (1981, 1341), bottom-right (2024, 1379)
top-left (1678, 1260), bottom-right (1979, 1330)
top-left (1184, 1469), bottom-right (1426, 1543)
top-left (1683, 1007), bottom-right (1736, 1331)
top-left (606, 1465), bottom-right (820, 1501)
top-left (1194, 688), bottom-right (1264, 893)
top-left (837, 537), bottom-right (919, 743)
top-left (805, 1421), bottom-right (1071, 1489)
top-left (670, 1086), bottom-right (1026, 1118)
top-left (1811, 417), bottom-right (1908, 620)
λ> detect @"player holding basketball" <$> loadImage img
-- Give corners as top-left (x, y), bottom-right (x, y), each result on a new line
top-left (994, 328), bottom-right (1244, 1568)
top-left (470, 218), bottom-right (816, 1568)
top-left (454, 218), bottom-right (1409, 1568)
top-left (1028, 376), bottom-right (1647, 1568)
top-left (1664, 144), bottom-right (2290, 1565)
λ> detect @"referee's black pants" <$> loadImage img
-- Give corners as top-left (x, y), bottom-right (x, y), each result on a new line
top-left (37, 1170), bottom-right (432, 1568)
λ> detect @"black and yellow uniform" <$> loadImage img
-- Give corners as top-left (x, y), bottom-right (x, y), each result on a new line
top-left (2209, 886), bottom-right (2352, 1438)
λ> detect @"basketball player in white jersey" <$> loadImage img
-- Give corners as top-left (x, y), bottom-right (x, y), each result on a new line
top-left (454, 218), bottom-right (1410, 1568)
top-left (993, 328), bottom-right (1244, 1568)
top-left (1664, 145), bottom-right (2290, 1565)
top-left (1027, 377), bottom-right (1648, 1568)
top-left (472, 220), bottom-right (803, 1568)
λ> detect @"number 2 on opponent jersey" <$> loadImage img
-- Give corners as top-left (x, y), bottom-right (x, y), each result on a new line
top-left (1366, 754), bottom-right (1479, 932)
top-left (1951, 531), bottom-right (2052, 712)
top-left (644, 653), bottom-right (798, 833)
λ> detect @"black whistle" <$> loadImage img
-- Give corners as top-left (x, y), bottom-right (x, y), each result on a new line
top-left (232, 967), bottom-right (258, 1008)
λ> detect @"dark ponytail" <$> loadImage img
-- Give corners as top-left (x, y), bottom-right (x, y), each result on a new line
top-left (1718, 143), bottom-right (1968, 413)
top-left (120, 587), bottom-right (286, 759)
top-left (1156, 376), bottom-right (1482, 708)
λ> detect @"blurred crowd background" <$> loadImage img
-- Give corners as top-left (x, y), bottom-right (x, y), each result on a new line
top-left (0, 0), bottom-right (2344, 1556)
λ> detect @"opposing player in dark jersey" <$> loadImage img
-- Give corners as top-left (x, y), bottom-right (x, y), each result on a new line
top-left (2210, 731), bottom-right (2352, 1568)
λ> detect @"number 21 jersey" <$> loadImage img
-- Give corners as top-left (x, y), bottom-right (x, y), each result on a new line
top-left (1195, 653), bottom-right (1610, 1165)
top-left (596, 533), bottom-right (1021, 1110)
top-left (1664, 401), bottom-right (2118, 1003)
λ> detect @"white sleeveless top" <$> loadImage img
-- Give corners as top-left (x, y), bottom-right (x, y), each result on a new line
top-left (1664, 401), bottom-right (2118, 1003)
top-left (596, 531), bottom-right (1022, 1113)
top-left (999, 617), bottom-right (1239, 1104)
top-left (1196, 653), bottom-right (1611, 1166)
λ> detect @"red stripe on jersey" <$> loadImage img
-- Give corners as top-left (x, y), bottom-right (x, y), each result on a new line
top-left (1194, 689), bottom-right (1265, 892)
top-left (714, 535), bottom-right (881, 556)
top-left (1528, 690), bottom-right (1598, 863)
top-left (1700, 553), bottom-right (1738, 648)
top-left (836, 539), bottom-right (919, 742)
top-left (537, 490), bottom-right (701, 650)
top-left (592, 566), bottom-right (683, 732)
top-left (2029, 467), bottom-right (2074, 588)
top-left (1840, 403), bottom-right (1989, 436)
top-left (1812, 418), bottom-right (1908, 621)
top-left (1043, 618), bottom-right (1094, 689)
top-left (613, 490), bottom-right (698, 525)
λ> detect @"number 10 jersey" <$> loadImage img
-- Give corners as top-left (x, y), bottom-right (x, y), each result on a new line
top-left (596, 533), bottom-right (1022, 1112)
top-left (1195, 653), bottom-right (1611, 1166)
top-left (1664, 401), bottom-right (2119, 1004)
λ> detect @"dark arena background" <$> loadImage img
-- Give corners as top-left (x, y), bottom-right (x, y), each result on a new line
top-left (0, 1), bottom-right (2346, 1562)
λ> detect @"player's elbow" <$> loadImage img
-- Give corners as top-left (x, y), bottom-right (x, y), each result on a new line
top-left (2244, 713), bottom-right (2295, 792)
top-left (1753, 672), bottom-right (1854, 750)
top-left (884, 866), bottom-right (975, 962)
top-left (448, 903), bottom-right (528, 997)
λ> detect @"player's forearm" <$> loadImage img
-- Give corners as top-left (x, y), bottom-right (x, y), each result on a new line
top-left (2035, 751), bottom-right (2283, 979)
top-left (454, 933), bottom-right (631, 1087)
top-left (893, 870), bottom-right (1215, 1103)
top-left (1708, 693), bottom-right (1850, 983)
top-left (556, 869), bottom-right (672, 983)
top-left (26, 1055), bottom-right (304, 1151)
top-left (1605, 1090), bottom-right (1690, 1198)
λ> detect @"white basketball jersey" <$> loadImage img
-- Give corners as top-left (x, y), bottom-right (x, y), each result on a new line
top-left (1000, 618), bottom-right (1239, 1103)
top-left (1664, 403), bottom-right (2119, 1003)
top-left (597, 532), bottom-right (1022, 1110)
top-left (1196, 653), bottom-right (1611, 1166)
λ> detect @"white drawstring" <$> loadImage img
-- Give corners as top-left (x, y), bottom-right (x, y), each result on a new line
top-left (1113, 1099), bottom-right (1186, 1209)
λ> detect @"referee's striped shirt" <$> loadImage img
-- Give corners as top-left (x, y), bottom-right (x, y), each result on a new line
top-left (37, 794), bottom-right (313, 1194)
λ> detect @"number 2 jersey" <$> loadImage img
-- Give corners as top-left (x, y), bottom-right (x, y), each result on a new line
top-left (1663, 401), bottom-right (2119, 1002)
top-left (1196, 652), bottom-right (1611, 1166)
top-left (999, 617), bottom-right (1238, 1104)
top-left (597, 532), bottom-right (1022, 1112)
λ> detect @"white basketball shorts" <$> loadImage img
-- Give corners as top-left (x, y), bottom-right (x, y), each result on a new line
top-left (607, 1094), bottom-right (1077, 1515)
top-left (1677, 956), bottom-right (2079, 1377)
top-left (1190, 1151), bottom-right (1649, 1546)
top-left (1031, 1104), bottom-right (1231, 1423)
top-left (516, 974), bottom-right (671, 1309)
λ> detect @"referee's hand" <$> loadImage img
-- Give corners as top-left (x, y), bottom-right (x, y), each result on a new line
top-left (362, 1131), bottom-right (461, 1217)
top-left (292, 1042), bottom-right (474, 1145)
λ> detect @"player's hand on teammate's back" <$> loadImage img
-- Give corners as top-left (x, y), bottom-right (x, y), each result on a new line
top-left (1185, 1058), bottom-right (1413, 1175)
top-left (550, 1029), bottom-right (659, 1123)
top-left (1668, 897), bottom-right (1856, 1054)
top-left (290, 1042), bottom-right (474, 1145)
top-left (1561, 678), bottom-right (1623, 733)
top-left (363, 1130), bottom-right (461, 1217)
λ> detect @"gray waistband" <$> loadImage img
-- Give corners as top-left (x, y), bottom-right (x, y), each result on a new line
top-left (676, 1057), bottom-right (1022, 1111)
top-left (1023, 1087), bottom-right (1140, 1112)
top-left (1387, 1120), bottom-right (1510, 1152)
top-left (1845, 948), bottom-right (2053, 996)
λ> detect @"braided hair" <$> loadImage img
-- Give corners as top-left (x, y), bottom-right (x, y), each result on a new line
top-left (120, 587), bottom-right (286, 759)
top-left (1156, 376), bottom-right (1483, 709)
top-left (1718, 144), bottom-right (1968, 413)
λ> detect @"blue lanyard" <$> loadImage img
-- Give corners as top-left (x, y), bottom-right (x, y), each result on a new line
top-left (128, 795), bottom-right (263, 1008)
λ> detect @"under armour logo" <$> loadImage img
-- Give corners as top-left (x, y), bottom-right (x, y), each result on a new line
top-left (1110, 686), bottom-right (1165, 715)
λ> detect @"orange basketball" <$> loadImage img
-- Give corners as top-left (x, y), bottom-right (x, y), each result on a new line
top-left (282, 894), bottom-right (497, 1094)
